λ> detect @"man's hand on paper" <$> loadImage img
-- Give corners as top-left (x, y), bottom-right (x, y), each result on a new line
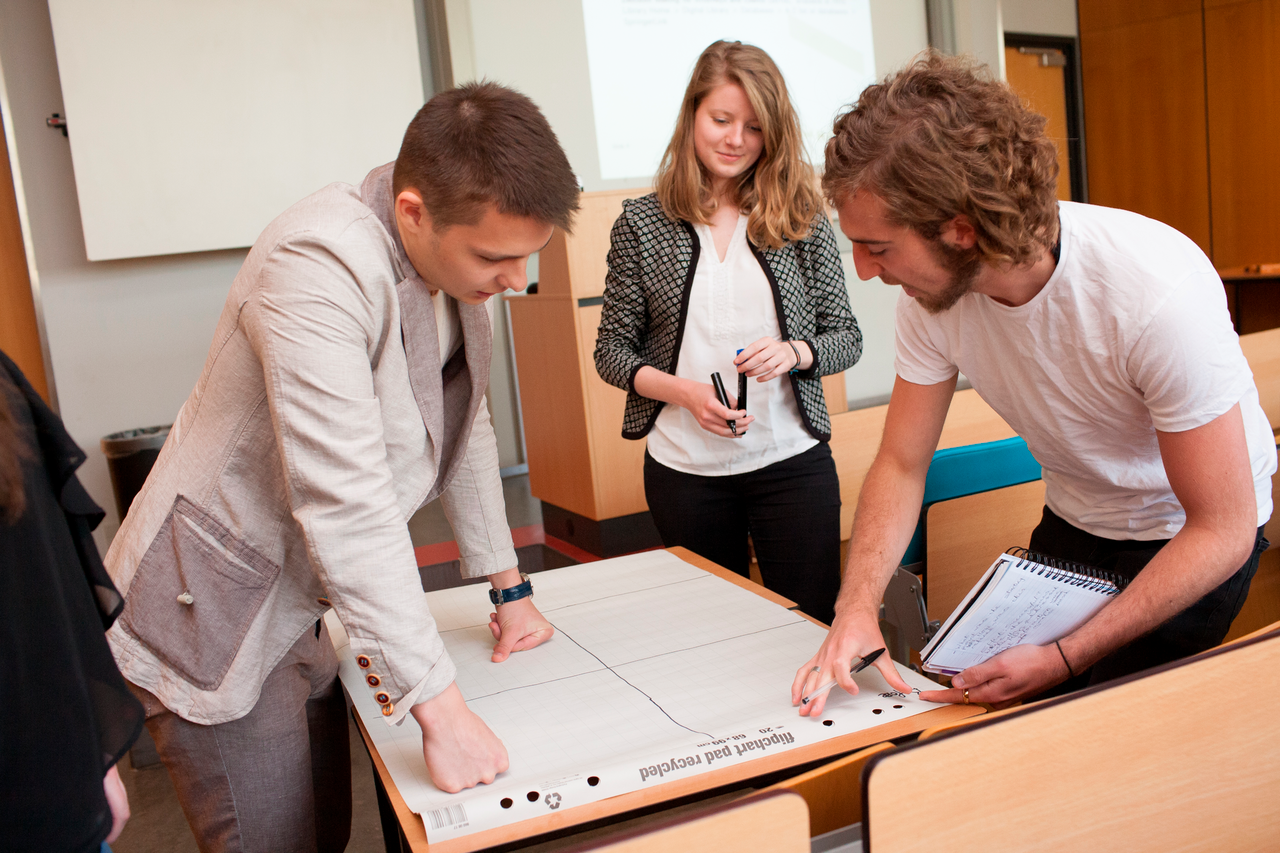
top-left (488, 596), bottom-right (555, 662)
top-left (919, 642), bottom-right (1070, 709)
top-left (792, 611), bottom-right (912, 717)
top-left (412, 682), bottom-right (510, 794)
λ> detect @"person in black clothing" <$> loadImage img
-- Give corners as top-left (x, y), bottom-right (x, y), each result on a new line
top-left (0, 349), bottom-right (144, 852)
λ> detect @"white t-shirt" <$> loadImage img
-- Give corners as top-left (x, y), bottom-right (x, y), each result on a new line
top-left (894, 201), bottom-right (1275, 539)
top-left (647, 214), bottom-right (817, 475)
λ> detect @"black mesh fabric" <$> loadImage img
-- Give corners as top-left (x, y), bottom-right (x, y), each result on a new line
top-left (0, 350), bottom-right (144, 852)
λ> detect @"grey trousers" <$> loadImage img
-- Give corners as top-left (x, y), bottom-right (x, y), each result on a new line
top-left (129, 621), bottom-right (352, 853)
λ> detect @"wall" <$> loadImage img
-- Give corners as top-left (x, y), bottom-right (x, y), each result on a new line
top-left (1002, 0), bottom-right (1077, 37)
top-left (0, 0), bottom-right (521, 554)
top-left (0, 0), bottom-right (247, 548)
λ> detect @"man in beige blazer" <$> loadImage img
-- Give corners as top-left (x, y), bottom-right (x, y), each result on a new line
top-left (104, 83), bottom-right (579, 852)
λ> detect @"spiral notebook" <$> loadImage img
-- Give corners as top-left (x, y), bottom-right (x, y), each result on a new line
top-left (921, 548), bottom-right (1128, 676)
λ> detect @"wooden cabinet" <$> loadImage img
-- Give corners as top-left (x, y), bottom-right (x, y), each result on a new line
top-left (1079, 0), bottom-right (1280, 269)
top-left (507, 188), bottom-right (652, 555)
top-left (1078, 0), bottom-right (1211, 254)
top-left (1204, 0), bottom-right (1280, 269)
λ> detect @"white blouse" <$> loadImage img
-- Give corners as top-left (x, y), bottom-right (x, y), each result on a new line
top-left (646, 214), bottom-right (816, 476)
top-left (432, 288), bottom-right (462, 363)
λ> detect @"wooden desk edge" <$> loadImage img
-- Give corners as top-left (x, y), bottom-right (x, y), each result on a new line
top-left (354, 702), bottom-right (981, 853)
top-left (354, 710), bottom-right (431, 848)
top-left (665, 546), bottom-right (801, 612)
top-left (354, 547), bottom-right (962, 850)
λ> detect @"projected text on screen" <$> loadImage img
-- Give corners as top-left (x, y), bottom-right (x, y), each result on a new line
top-left (581, 0), bottom-right (876, 182)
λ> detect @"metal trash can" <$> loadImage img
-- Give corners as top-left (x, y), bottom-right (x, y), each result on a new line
top-left (100, 424), bottom-right (171, 520)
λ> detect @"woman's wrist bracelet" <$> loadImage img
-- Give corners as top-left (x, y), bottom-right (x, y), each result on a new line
top-left (786, 340), bottom-right (802, 373)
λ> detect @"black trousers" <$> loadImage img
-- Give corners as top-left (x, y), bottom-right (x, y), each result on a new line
top-left (643, 442), bottom-right (842, 624)
top-left (1028, 505), bottom-right (1266, 692)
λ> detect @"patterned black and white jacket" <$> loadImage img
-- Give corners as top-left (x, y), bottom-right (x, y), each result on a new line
top-left (594, 193), bottom-right (862, 441)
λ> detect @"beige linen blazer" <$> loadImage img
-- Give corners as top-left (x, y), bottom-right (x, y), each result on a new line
top-left (105, 164), bottom-right (516, 726)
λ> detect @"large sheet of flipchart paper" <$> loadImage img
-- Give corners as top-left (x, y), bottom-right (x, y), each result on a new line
top-left (329, 550), bottom-right (943, 843)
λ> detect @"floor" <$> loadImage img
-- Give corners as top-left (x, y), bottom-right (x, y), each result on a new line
top-left (113, 475), bottom-right (569, 853)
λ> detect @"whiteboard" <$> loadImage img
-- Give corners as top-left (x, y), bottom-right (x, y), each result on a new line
top-left (47, 0), bottom-right (425, 261)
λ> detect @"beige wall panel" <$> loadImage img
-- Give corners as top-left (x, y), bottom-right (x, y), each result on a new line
top-left (539, 187), bottom-right (646, 299)
top-left (935, 388), bottom-right (1018, 449)
top-left (830, 388), bottom-right (1017, 537)
top-left (507, 295), bottom-right (596, 517)
top-left (822, 372), bottom-right (847, 415)
top-left (829, 401), bottom-right (891, 536)
top-left (924, 480), bottom-right (1048, 623)
top-left (1240, 327), bottom-right (1280, 426)
top-left (576, 303), bottom-right (648, 519)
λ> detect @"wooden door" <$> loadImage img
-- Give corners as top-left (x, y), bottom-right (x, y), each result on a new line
top-left (1078, 0), bottom-right (1212, 255)
top-left (1205, 0), bottom-right (1280, 269)
top-left (1005, 46), bottom-right (1072, 201)
top-left (0, 111), bottom-right (49, 400)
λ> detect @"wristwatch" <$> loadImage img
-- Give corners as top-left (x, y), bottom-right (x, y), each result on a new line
top-left (489, 572), bottom-right (533, 606)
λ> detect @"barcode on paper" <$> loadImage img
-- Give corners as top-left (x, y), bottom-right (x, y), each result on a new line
top-left (426, 804), bottom-right (468, 831)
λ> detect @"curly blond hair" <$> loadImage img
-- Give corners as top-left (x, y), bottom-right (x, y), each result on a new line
top-left (823, 51), bottom-right (1059, 266)
top-left (656, 40), bottom-right (822, 250)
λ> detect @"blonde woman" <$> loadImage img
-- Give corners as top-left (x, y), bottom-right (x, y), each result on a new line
top-left (594, 40), bottom-right (861, 623)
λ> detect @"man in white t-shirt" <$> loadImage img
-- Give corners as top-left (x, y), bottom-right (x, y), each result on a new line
top-left (793, 53), bottom-right (1276, 713)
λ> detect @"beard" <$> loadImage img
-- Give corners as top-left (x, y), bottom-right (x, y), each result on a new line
top-left (914, 239), bottom-right (983, 314)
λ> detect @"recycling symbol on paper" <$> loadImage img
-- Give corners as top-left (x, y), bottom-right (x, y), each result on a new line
top-left (545, 792), bottom-right (562, 810)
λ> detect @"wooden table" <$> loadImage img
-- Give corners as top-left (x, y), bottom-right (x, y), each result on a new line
top-left (354, 547), bottom-right (982, 852)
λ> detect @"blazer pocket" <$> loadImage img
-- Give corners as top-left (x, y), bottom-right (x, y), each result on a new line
top-left (120, 495), bottom-right (281, 690)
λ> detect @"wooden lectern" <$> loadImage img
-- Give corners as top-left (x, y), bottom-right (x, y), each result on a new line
top-left (507, 189), bottom-right (847, 556)
top-left (506, 189), bottom-right (654, 556)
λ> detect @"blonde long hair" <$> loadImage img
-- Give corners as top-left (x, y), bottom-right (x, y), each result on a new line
top-left (655, 41), bottom-right (822, 250)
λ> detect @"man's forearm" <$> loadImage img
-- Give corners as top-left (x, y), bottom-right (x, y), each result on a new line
top-left (488, 566), bottom-right (523, 589)
top-left (1060, 520), bottom-right (1256, 671)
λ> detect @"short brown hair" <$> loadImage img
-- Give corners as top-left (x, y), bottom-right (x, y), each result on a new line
top-left (656, 40), bottom-right (823, 251)
top-left (393, 82), bottom-right (580, 231)
top-left (823, 51), bottom-right (1059, 266)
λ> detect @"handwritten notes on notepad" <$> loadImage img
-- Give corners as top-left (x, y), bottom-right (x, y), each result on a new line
top-left (329, 550), bottom-right (944, 843)
top-left (921, 549), bottom-right (1123, 675)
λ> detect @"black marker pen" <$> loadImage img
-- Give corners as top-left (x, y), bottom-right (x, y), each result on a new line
top-left (736, 348), bottom-right (748, 413)
top-left (710, 372), bottom-right (736, 437)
